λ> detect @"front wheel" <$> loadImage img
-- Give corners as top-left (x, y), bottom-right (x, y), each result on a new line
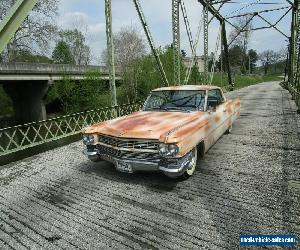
top-left (88, 154), bottom-right (102, 162)
top-left (225, 124), bottom-right (232, 134)
top-left (180, 147), bottom-right (198, 180)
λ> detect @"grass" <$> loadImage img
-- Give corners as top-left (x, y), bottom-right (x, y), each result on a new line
top-left (210, 73), bottom-right (283, 90)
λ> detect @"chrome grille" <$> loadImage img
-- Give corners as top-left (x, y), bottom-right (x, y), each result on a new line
top-left (98, 135), bottom-right (159, 150)
top-left (97, 143), bottom-right (161, 163)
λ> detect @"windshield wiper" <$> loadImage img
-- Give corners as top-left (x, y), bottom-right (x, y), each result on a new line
top-left (164, 107), bottom-right (192, 112)
top-left (145, 107), bottom-right (167, 111)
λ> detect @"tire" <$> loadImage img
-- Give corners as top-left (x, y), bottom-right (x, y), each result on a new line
top-left (88, 154), bottom-right (102, 162)
top-left (178, 147), bottom-right (198, 180)
top-left (225, 124), bottom-right (232, 134)
top-left (197, 141), bottom-right (205, 158)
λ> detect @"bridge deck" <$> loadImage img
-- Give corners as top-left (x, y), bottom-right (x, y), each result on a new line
top-left (0, 82), bottom-right (299, 249)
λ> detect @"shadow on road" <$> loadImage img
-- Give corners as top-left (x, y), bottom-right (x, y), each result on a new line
top-left (195, 157), bottom-right (262, 248)
top-left (78, 160), bottom-right (179, 193)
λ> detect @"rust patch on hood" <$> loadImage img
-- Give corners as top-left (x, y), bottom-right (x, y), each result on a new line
top-left (84, 111), bottom-right (205, 141)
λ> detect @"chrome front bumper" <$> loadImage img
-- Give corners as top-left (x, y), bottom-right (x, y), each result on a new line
top-left (82, 148), bottom-right (192, 176)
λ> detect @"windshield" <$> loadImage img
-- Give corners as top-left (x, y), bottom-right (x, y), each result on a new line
top-left (143, 90), bottom-right (206, 112)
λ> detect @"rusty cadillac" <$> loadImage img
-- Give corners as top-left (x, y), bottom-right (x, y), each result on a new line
top-left (82, 85), bottom-right (240, 179)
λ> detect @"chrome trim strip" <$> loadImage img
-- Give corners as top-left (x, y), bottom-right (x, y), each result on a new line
top-left (96, 141), bottom-right (158, 153)
top-left (82, 149), bottom-right (98, 156)
top-left (99, 153), bottom-right (159, 166)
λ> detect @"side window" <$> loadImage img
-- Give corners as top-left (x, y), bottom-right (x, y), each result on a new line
top-left (207, 89), bottom-right (223, 109)
top-left (215, 89), bottom-right (224, 102)
top-left (208, 89), bottom-right (223, 102)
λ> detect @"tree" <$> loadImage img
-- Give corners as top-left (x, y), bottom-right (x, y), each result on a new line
top-left (13, 50), bottom-right (52, 63)
top-left (52, 41), bottom-right (74, 64)
top-left (217, 46), bottom-right (244, 73)
top-left (102, 26), bottom-right (146, 74)
top-left (59, 29), bottom-right (91, 65)
top-left (189, 65), bottom-right (202, 84)
top-left (259, 50), bottom-right (278, 75)
top-left (0, 0), bottom-right (59, 62)
top-left (229, 45), bottom-right (244, 68)
top-left (102, 26), bottom-right (146, 100)
top-left (229, 16), bottom-right (253, 73)
top-left (127, 44), bottom-right (186, 100)
top-left (46, 71), bottom-right (109, 114)
top-left (247, 49), bottom-right (258, 74)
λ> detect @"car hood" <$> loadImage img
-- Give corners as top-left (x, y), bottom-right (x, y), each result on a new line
top-left (84, 111), bottom-right (205, 142)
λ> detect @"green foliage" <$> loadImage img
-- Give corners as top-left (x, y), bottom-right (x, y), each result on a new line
top-left (52, 41), bottom-right (74, 64)
top-left (58, 29), bottom-right (91, 65)
top-left (0, 86), bottom-right (13, 116)
top-left (124, 44), bottom-right (187, 102)
top-left (247, 49), bottom-right (258, 73)
top-left (217, 46), bottom-right (258, 74)
top-left (211, 73), bottom-right (282, 90)
top-left (188, 65), bottom-right (203, 84)
top-left (256, 60), bottom-right (286, 75)
top-left (46, 71), bottom-right (109, 114)
top-left (11, 50), bottom-right (52, 63)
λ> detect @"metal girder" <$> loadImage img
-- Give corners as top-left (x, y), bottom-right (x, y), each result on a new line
top-left (221, 21), bottom-right (233, 90)
top-left (172, 0), bottom-right (181, 85)
top-left (295, 3), bottom-right (300, 99)
top-left (288, 0), bottom-right (300, 108)
top-left (198, 0), bottom-right (234, 89)
top-left (105, 0), bottom-right (117, 107)
top-left (203, 6), bottom-right (209, 83)
top-left (208, 2), bottom-right (225, 24)
top-left (228, 15), bottom-right (255, 46)
top-left (289, 0), bottom-right (299, 86)
top-left (198, 0), bottom-right (224, 22)
top-left (0, 0), bottom-right (39, 54)
top-left (133, 0), bottom-right (169, 86)
top-left (180, 0), bottom-right (194, 55)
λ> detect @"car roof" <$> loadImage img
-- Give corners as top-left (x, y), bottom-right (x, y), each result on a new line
top-left (152, 85), bottom-right (221, 92)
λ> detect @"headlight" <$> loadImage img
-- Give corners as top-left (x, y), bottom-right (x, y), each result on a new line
top-left (83, 134), bottom-right (95, 145)
top-left (158, 143), bottom-right (179, 157)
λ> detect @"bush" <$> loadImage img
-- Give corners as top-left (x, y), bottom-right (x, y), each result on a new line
top-left (46, 71), bottom-right (110, 114)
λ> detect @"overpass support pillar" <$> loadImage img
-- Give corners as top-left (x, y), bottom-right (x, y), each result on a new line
top-left (3, 81), bottom-right (48, 124)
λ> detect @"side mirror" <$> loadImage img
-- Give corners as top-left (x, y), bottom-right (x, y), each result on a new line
top-left (207, 106), bottom-right (217, 113)
top-left (207, 99), bottom-right (219, 112)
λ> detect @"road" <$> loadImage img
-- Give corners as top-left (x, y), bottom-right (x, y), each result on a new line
top-left (0, 81), bottom-right (299, 249)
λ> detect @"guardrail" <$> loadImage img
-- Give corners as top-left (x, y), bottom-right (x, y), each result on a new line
top-left (289, 85), bottom-right (300, 110)
top-left (0, 102), bottom-right (143, 157)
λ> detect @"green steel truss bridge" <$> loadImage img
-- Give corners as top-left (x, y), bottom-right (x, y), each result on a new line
top-left (0, 2), bottom-right (299, 248)
top-left (0, 0), bottom-right (299, 163)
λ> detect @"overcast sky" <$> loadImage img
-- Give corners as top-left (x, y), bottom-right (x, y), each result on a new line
top-left (57, 0), bottom-right (291, 65)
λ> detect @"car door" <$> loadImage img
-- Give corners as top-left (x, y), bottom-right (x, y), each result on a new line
top-left (207, 89), bottom-right (228, 143)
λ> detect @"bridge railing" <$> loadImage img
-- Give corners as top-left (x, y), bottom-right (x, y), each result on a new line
top-left (0, 102), bottom-right (143, 157)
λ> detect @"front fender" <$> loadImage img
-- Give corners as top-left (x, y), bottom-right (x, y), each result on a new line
top-left (164, 117), bottom-right (210, 157)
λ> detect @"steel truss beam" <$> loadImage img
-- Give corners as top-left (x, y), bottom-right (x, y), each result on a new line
top-left (180, 0), bottom-right (194, 54)
top-left (105, 0), bottom-right (117, 106)
top-left (133, 0), bottom-right (169, 86)
top-left (227, 7), bottom-right (291, 40)
top-left (198, 0), bottom-right (220, 81)
top-left (288, 0), bottom-right (300, 109)
top-left (172, 0), bottom-right (181, 84)
top-left (198, 0), bottom-right (233, 88)
top-left (0, 0), bottom-right (39, 54)
top-left (226, 6), bottom-right (291, 19)
top-left (203, 6), bottom-right (209, 83)
top-left (228, 15), bottom-right (255, 46)
top-left (221, 21), bottom-right (233, 90)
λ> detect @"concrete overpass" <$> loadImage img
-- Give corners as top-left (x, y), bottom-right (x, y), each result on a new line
top-left (0, 63), bottom-right (121, 125)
